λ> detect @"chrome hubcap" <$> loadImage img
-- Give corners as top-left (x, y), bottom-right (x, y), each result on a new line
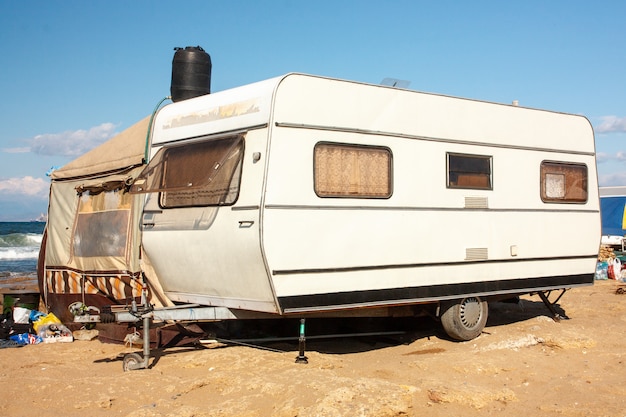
top-left (459, 297), bottom-right (482, 328)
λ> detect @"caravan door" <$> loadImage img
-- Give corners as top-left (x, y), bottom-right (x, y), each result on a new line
top-left (132, 130), bottom-right (277, 313)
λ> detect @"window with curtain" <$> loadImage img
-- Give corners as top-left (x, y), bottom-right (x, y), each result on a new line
top-left (314, 142), bottom-right (392, 198)
top-left (447, 153), bottom-right (493, 190)
top-left (540, 161), bottom-right (587, 203)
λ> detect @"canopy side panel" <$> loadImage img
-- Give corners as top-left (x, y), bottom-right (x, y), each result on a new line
top-left (600, 197), bottom-right (626, 236)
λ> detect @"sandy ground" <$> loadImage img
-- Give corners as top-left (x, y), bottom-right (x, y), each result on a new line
top-left (1, 279), bottom-right (625, 417)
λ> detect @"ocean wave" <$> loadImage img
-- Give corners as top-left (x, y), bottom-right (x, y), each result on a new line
top-left (0, 233), bottom-right (42, 260)
top-left (0, 233), bottom-right (43, 248)
top-left (0, 246), bottom-right (40, 260)
top-left (0, 270), bottom-right (38, 278)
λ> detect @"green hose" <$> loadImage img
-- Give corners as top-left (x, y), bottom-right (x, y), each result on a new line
top-left (144, 96), bottom-right (171, 163)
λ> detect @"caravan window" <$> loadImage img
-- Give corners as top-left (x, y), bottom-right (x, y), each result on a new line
top-left (540, 161), bottom-right (587, 203)
top-left (73, 189), bottom-right (132, 258)
top-left (131, 135), bottom-right (244, 208)
top-left (447, 153), bottom-right (492, 190)
top-left (314, 142), bottom-right (392, 198)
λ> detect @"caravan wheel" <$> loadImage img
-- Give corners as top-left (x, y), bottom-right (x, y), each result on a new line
top-left (440, 297), bottom-right (488, 341)
top-left (122, 353), bottom-right (144, 372)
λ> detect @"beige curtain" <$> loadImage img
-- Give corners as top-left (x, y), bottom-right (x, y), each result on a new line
top-left (541, 162), bottom-right (587, 202)
top-left (315, 144), bottom-right (391, 197)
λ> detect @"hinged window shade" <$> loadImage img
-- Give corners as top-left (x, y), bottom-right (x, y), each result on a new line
top-left (131, 135), bottom-right (244, 208)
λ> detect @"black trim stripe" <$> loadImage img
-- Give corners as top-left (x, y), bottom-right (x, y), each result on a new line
top-left (277, 274), bottom-right (594, 311)
top-left (272, 254), bottom-right (598, 276)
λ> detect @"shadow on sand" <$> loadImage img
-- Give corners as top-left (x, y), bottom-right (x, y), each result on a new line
top-left (93, 294), bottom-right (567, 369)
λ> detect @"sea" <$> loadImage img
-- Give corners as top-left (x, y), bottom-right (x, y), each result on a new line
top-left (0, 221), bottom-right (45, 277)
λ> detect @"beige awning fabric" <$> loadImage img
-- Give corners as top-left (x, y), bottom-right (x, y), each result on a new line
top-left (45, 166), bottom-right (145, 273)
top-left (51, 116), bottom-right (151, 180)
top-left (44, 116), bottom-right (152, 283)
top-left (42, 115), bottom-right (172, 314)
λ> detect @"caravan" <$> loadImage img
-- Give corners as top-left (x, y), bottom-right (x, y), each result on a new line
top-left (127, 73), bottom-right (600, 341)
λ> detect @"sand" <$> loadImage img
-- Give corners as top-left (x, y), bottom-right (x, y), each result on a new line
top-left (1, 279), bottom-right (625, 417)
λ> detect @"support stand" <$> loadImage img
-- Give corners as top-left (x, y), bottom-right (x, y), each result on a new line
top-left (122, 309), bottom-right (152, 371)
top-left (295, 318), bottom-right (308, 364)
top-left (537, 290), bottom-right (569, 321)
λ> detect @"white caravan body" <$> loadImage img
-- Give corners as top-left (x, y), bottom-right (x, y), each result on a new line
top-left (134, 73), bottom-right (600, 317)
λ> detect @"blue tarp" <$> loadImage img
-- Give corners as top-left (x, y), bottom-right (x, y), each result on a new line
top-left (600, 196), bottom-right (626, 236)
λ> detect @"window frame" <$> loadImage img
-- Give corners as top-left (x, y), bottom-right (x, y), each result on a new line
top-left (72, 188), bottom-right (133, 259)
top-left (313, 141), bottom-right (393, 199)
top-left (540, 160), bottom-right (588, 204)
top-left (130, 134), bottom-right (245, 209)
top-left (446, 152), bottom-right (493, 190)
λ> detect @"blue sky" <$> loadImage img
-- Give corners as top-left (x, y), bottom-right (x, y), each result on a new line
top-left (0, 0), bottom-right (625, 221)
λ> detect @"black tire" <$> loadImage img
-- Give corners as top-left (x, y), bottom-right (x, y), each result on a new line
top-left (122, 352), bottom-right (144, 372)
top-left (440, 297), bottom-right (488, 341)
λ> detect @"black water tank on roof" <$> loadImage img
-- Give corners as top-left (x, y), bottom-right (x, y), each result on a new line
top-left (170, 46), bottom-right (212, 102)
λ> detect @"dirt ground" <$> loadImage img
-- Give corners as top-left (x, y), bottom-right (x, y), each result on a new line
top-left (1, 279), bottom-right (625, 417)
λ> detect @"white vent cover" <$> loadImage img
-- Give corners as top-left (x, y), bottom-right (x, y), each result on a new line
top-left (465, 196), bottom-right (488, 209)
top-left (466, 247), bottom-right (488, 260)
